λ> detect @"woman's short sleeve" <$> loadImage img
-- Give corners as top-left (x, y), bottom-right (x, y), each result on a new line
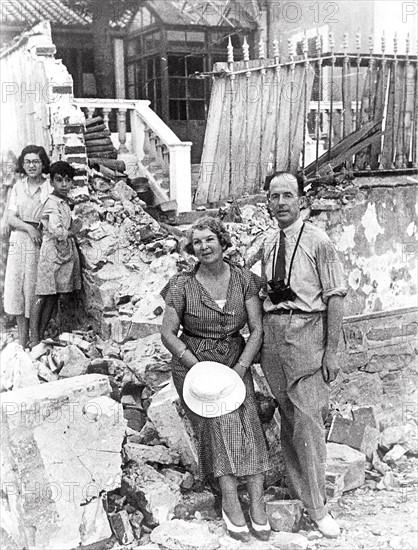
top-left (243, 268), bottom-right (263, 301)
top-left (160, 274), bottom-right (187, 319)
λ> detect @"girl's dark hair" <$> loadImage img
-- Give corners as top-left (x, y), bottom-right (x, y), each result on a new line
top-left (264, 171), bottom-right (305, 196)
top-left (50, 161), bottom-right (76, 180)
top-left (16, 145), bottom-right (50, 174)
top-left (184, 216), bottom-right (232, 255)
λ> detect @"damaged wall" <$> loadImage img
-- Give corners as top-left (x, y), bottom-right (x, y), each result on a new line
top-left (308, 175), bottom-right (417, 316)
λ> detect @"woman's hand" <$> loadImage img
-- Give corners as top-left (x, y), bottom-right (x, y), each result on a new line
top-left (27, 225), bottom-right (42, 245)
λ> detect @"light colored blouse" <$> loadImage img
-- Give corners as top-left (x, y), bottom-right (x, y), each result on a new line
top-left (8, 176), bottom-right (51, 222)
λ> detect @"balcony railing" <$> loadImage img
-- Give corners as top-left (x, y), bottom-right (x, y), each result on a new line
top-left (72, 98), bottom-right (192, 212)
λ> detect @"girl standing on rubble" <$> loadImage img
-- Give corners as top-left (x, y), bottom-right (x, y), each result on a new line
top-left (3, 145), bottom-right (51, 348)
top-left (30, 161), bottom-right (82, 347)
top-left (160, 217), bottom-right (271, 543)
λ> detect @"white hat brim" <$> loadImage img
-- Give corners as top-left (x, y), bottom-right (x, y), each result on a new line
top-left (183, 361), bottom-right (246, 418)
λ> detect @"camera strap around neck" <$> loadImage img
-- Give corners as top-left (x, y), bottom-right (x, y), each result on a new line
top-left (271, 222), bottom-right (305, 286)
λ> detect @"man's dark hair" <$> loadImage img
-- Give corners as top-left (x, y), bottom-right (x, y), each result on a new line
top-left (50, 161), bottom-right (76, 180)
top-left (264, 171), bottom-right (305, 196)
top-left (16, 145), bottom-right (50, 174)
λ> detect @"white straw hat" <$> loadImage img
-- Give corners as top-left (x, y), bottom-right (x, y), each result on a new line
top-left (183, 361), bottom-right (246, 418)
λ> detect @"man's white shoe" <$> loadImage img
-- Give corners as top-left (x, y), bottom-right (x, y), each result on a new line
top-left (315, 514), bottom-right (340, 538)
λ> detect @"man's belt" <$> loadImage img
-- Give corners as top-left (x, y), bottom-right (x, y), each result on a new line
top-left (268, 309), bottom-right (323, 315)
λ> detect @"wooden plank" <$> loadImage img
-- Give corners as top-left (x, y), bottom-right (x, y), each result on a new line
top-left (380, 62), bottom-right (395, 168)
top-left (195, 77), bottom-right (226, 204)
top-left (207, 78), bottom-right (232, 204)
top-left (305, 119), bottom-right (380, 176)
top-left (318, 132), bottom-right (382, 175)
top-left (369, 62), bottom-right (389, 169)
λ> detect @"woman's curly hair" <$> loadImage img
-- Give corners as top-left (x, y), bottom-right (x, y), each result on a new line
top-left (16, 145), bottom-right (50, 175)
top-left (184, 216), bottom-right (232, 256)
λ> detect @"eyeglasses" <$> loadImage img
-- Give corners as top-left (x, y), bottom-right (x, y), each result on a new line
top-left (23, 160), bottom-right (42, 166)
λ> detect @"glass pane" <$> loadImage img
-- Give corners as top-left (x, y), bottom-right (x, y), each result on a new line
top-left (154, 57), bottom-right (161, 78)
top-left (146, 58), bottom-right (155, 79)
top-left (188, 78), bottom-right (205, 99)
top-left (168, 55), bottom-right (186, 77)
top-left (169, 78), bottom-right (186, 98)
top-left (186, 56), bottom-right (204, 75)
top-left (127, 40), bottom-right (136, 58)
top-left (189, 101), bottom-right (206, 120)
top-left (169, 100), bottom-right (178, 120)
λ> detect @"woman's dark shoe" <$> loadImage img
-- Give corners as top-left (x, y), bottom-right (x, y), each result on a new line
top-left (222, 509), bottom-right (250, 542)
top-left (249, 510), bottom-right (271, 541)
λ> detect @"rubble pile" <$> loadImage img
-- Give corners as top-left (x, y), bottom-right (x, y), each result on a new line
top-left (1, 167), bottom-right (417, 549)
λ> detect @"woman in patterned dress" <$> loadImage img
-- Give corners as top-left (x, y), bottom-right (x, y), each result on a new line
top-left (3, 145), bottom-right (51, 347)
top-left (161, 217), bottom-right (270, 542)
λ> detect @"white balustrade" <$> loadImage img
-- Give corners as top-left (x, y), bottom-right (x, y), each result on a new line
top-left (72, 98), bottom-right (192, 212)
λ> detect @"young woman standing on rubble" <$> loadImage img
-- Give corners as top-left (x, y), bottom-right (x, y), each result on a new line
top-left (161, 217), bottom-right (270, 543)
top-left (3, 145), bottom-right (51, 348)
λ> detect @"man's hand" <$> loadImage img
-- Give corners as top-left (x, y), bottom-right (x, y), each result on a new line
top-left (322, 349), bottom-right (340, 383)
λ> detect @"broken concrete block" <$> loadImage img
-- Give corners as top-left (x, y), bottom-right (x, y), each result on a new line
top-left (265, 500), bottom-right (304, 532)
top-left (328, 415), bottom-right (379, 459)
top-left (359, 425), bottom-right (380, 461)
top-left (29, 342), bottom-right (51, 361)
top-left (150, 519), bottom-right (220, 550)
top-left (383, 444), bottom-right (408, 464)
top-left (325, 470), bottom-right (346, 499)
top-left (0, 374), bottom-right (126, 549)
top-left (161, 468), bottom-right (185, 487)
top-left (123, 407), bottom-right (147, 433)
top-left (352, 406), bottom-right (377, 428)
top-left (326, 443), bottom-right (366, 493)
top-left (0, 342), bottom-right (40, 391)
top-left (380, 424), bottom-right (418, 453)
top-left (35, 359), bottom-right (59, 383)
top-left (121, 333), bottom-right (172, 387)
top-left (270, 531), bottom-right (309, 549)
top-left (58, 332), bottom-right (91, 352)
top-left (56, 344), bottom-right (89, 378)
top-left (108, 510), bottom-right (135, 545)
top-left (147, 381), bottom-right (198, 472)
top-left (174, 491), bottom-right (217, 520)
top-left (124, 443), bottom-right (180, 466)
top-left (80, 496), bottom-right (112, 546)
top-left (121, 463), bottom-right (181, 526)
top-left (327, 415), bottom-right (365, 449)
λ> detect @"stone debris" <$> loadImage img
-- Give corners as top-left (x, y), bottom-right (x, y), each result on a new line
top-left (121, 462), bottom-right (182, 526)
top-left (150, 519), bottom-right (220, 550)
top-left (265, 499), bottom-right (304, 532)
top-left (268, 531), bottom-right (309, 549)
top-left (0, 342), bottom-right (40, 391)
top-left (383, 444), bottom-right (408, 464)
top-left (326, 443), bottom-right (366, 496)
top-left (124, 442), bottom-right (180, 466)
top-left (0, 374), bottom-right (126, 549)
top-left (108, 510), bottom-right (135, 545)
top-left (147, 380), bottom-right (199, 472)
